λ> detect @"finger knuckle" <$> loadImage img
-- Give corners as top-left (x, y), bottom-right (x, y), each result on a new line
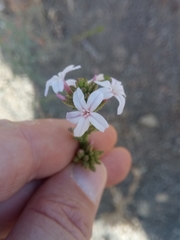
top-left (30, 196), bottom-right (92, 240)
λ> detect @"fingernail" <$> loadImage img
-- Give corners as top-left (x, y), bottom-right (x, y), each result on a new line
top-left (73, 164), bottom-right (107, 203)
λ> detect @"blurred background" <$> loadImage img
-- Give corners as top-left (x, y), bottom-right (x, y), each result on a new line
top-left (0, 0), bottom-right (180, 239)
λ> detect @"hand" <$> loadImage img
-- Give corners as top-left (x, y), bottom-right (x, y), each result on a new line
top-left (0, 119), bottom-right (131, 240)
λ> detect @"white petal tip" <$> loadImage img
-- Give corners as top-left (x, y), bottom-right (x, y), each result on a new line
top-left (74, 133), bottom-right (80, 137)
top-left (44, 90), bottom-right (48, 97)
top-left (117, 109), bottom-right (123, 115)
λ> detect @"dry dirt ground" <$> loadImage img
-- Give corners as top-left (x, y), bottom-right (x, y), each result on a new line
top-left (0, 0), bottom-right (180, 239)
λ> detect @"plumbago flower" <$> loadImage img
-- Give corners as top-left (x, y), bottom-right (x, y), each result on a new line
top-left (95, 77), bottom-right (126, 115)
top-left (66, 88), bottom-right (109, 137)
top-left (44, 65), bottom-right (126, 171)
top-left (88, 73), bottom-right (104, 83)
top-left (44, 65), bottom-right (81, 96)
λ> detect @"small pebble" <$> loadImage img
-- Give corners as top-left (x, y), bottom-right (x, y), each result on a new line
top-left (139, 114), bottom-right (159, 128)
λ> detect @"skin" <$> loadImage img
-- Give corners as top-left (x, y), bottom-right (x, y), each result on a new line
top-left (0, 119), bottom-right (131, 240)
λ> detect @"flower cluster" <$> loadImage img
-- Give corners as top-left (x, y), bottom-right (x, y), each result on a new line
top-left (45, 65), bottom-right (126, 170)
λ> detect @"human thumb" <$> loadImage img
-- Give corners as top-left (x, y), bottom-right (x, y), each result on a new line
top-left (6, 163), bottom-right (107, 240)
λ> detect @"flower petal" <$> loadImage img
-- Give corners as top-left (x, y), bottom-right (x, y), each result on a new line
top-left (111, 78), bottom-right (122, 87)
top-left (66, 79), bottom-right (76, 87)
top-left (44, 80), bottom-right (51, 96)
top-left (73, 88), bottom-right (87, 111)
top-left (74, 117), bottom-right (90, 137)
top-left (51, 77), bottom-right (64, 93)
top-left (58, 65), bottom-right (73, 79)
top-left (117, 85), bottom-right (126, 97)
top-left (98, 87), bottom-right (114, 99)
top-left (44, 75), bottom-right (62, 96)
top-left (96, 74), bottom-right (104, 81)
top-left (62, 65), bottom-right (74, 73)
top-left (66, 111), bottom-right (82, 124)
top-left (87, 91), bottom-right (103, 111)
top-left (95, 80), bottom-right (112, 89)
top-left (88, 74), bottom-right (104, 83)
top-left (61, 65), bottom-right (81, 75)
top-left (57, 65), bottom-right (81, 81)
top-left (115, 95), bottom-right (126, 115)
top-left (89, 112), bottom-right (109, 132)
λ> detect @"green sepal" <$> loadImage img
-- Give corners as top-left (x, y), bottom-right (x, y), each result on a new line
top-left (88, 82), bottom-right (98, 93)
top-left (103, 74), bottom-right (111, 80)
top-left (72, 131), bottom-right (103, 171)
top-left (76, 78), bottom-right (89, 89)
top-left (62, 100), bottom-right (75, 109)
top-left (94, 100), bottom-right (107, 112)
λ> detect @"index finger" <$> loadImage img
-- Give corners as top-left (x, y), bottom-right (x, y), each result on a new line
top-left (0, 119), bottom-right (117, 201)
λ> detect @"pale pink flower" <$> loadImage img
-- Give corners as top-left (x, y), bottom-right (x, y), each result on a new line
top-left (66, 88), bottom-right (109, 137)
top-left (95, 78), bottom-right (126, 115)
top-left (88, 74), bottom-right (104, 83)
top-left (44, 65), bottom-right (81, 96)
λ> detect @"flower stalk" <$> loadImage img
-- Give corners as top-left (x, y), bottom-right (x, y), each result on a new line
top-left (73, 126), bottom-right (103, 171)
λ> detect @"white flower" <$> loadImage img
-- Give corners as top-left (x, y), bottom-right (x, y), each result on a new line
top-left (88, 74), bottom-right (104, 83)
top-left (95, 78), bottom-right (126, 115)
top-left (66, 88), bottom-right (109, 137)
top-left (44, 65), bottom-right (81, 96)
